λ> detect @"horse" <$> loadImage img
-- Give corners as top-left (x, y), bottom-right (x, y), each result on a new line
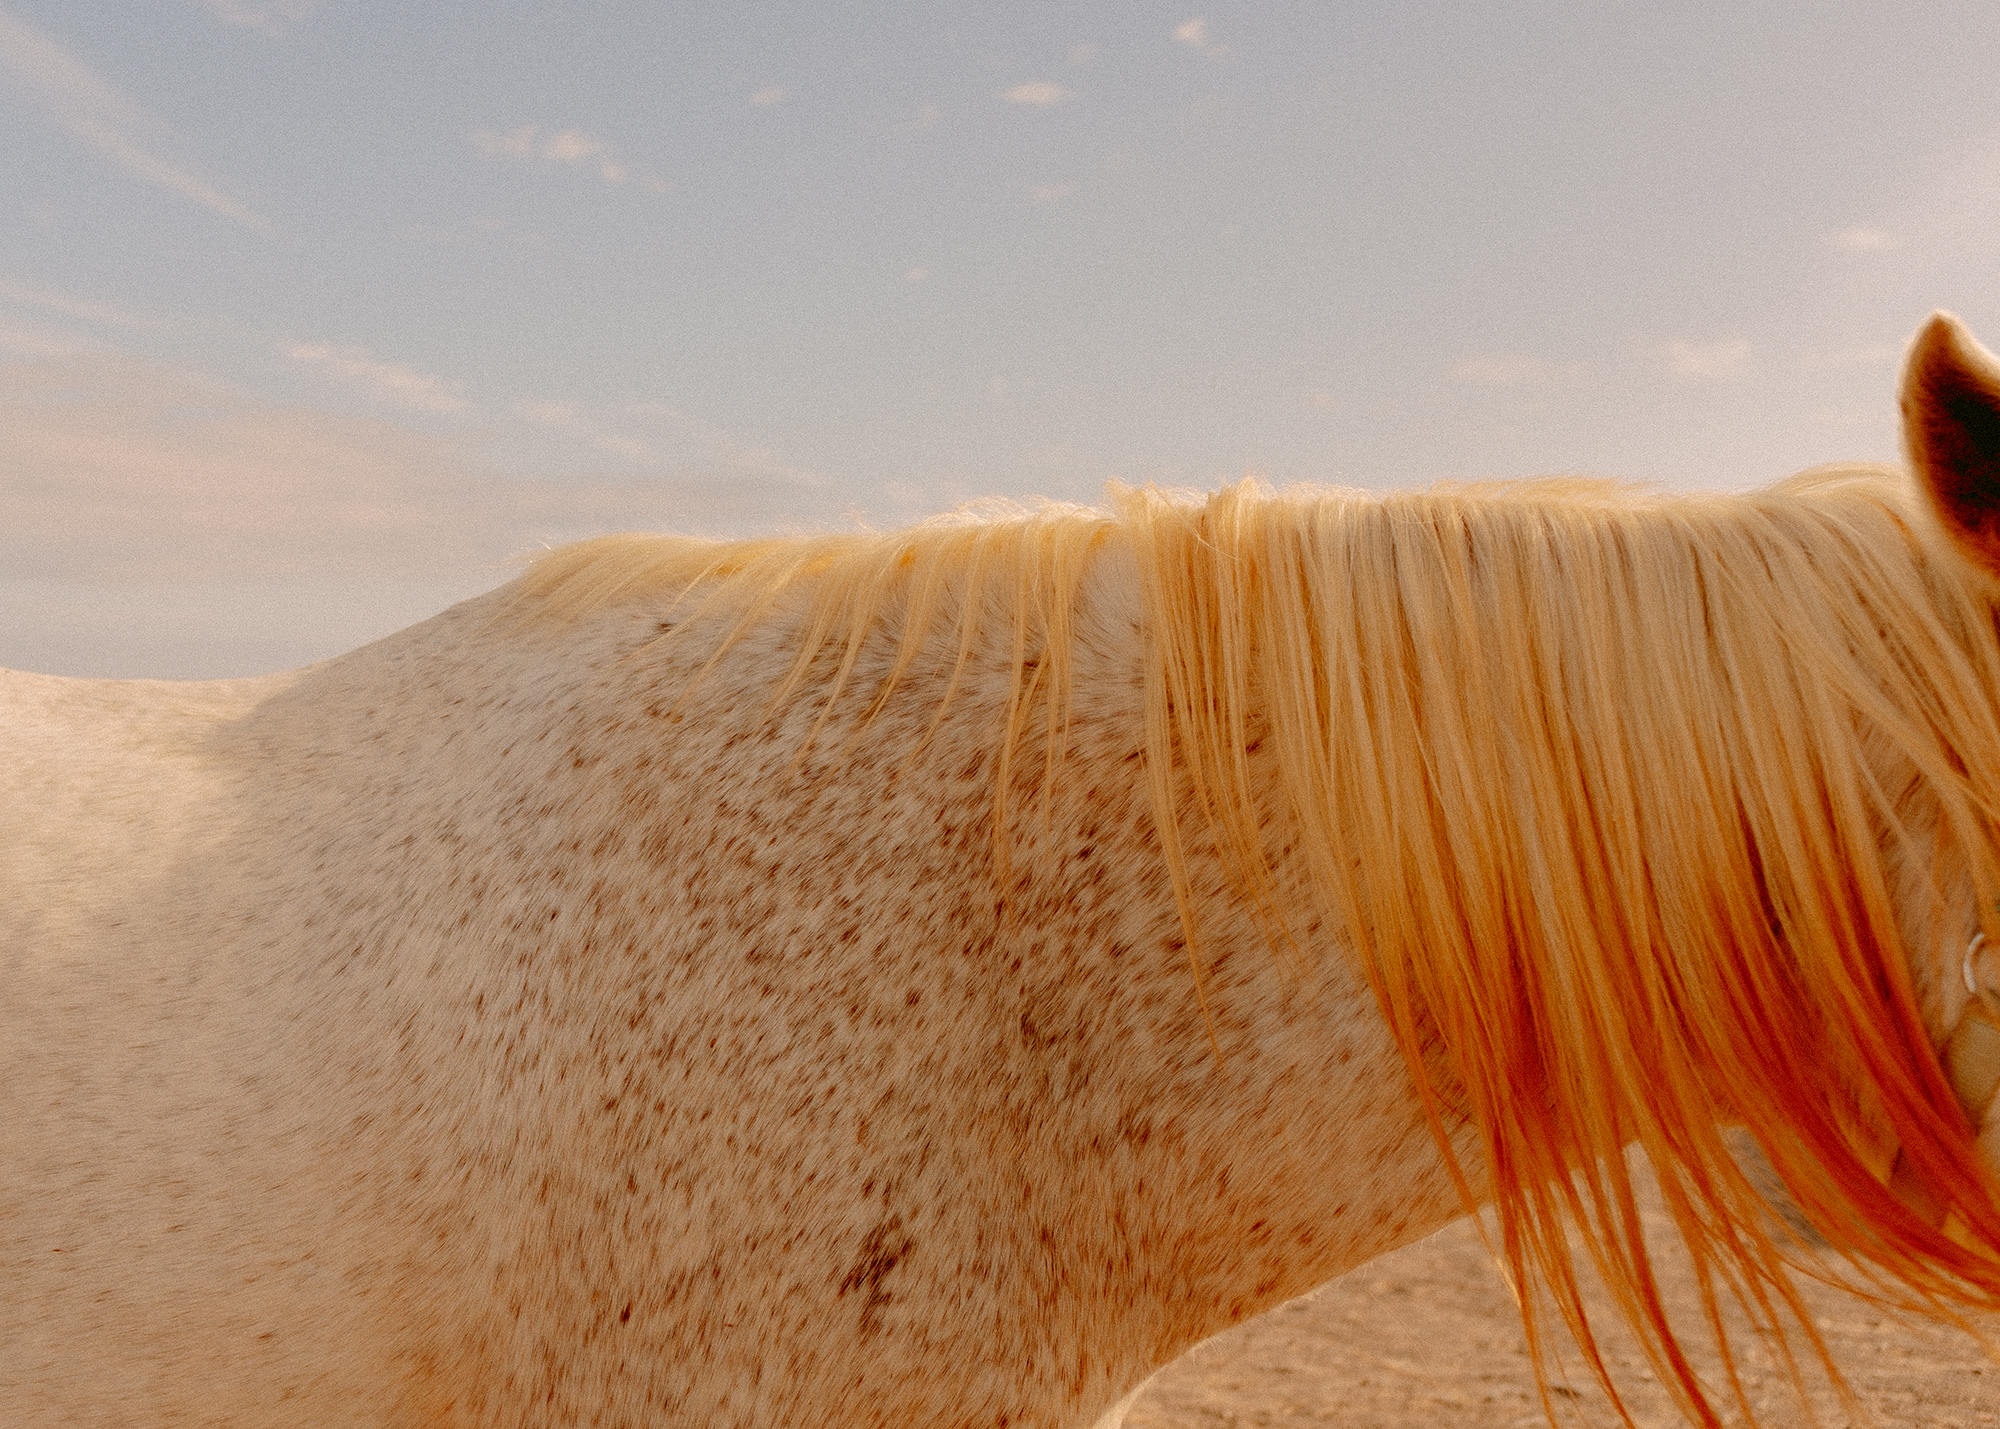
top-left (11, 313), bottom-right (2000, 1429)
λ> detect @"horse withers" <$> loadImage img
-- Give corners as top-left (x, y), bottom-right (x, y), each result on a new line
top-left (9, 315), bottom-right (2000, 1427)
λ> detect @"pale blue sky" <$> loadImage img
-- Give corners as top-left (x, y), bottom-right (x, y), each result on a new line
top-left (6, 1), bottom-right (2000, 676)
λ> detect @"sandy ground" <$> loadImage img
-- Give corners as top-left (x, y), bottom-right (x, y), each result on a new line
top-left (1124, 1147), bottom-right (2000, 1429)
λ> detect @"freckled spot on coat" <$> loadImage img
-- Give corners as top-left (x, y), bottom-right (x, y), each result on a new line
top-left (837, 1215), bottom-right (915, 1336)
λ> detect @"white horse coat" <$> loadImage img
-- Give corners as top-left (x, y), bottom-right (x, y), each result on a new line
top-left (3, 560), bottom-right (1471, 1428)
top-left (11, 313), bottom-right (2000, 1427)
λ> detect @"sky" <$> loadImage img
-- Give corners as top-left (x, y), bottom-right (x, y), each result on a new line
top-left (6, 1), bottom-right (2000, 677)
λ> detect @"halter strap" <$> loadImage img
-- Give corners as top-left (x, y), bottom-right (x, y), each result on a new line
top-left (1949, 933), bottom-right (2000, 1119)
top-left (1887, 929), bottom-right (2000, 1232)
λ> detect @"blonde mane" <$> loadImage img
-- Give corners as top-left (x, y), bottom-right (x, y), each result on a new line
top-left (510, 466), bottom-right (2000, 1426)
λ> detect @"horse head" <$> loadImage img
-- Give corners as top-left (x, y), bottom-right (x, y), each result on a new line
top-left (1890, 315), bottom-right (2000, 1222)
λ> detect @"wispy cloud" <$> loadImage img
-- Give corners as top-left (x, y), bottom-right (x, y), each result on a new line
top-left (1174, 17), bottom-right (1226, 52)
top-left (472, 124), bottom-right (666, 190)
top-left (0, 351), bottom-right (833, 589)
top-left (1824, 226), bottom-right (1899, 254)
top-left (0, 6), bottom-right (268, 229)
top-left (1068, 43), bottom-right (1099, 64)
top-left (1450, 353), bottom-right (1552, 386)
top-left (1004, 81), bottom-right (1070, 106)
top-left (1663, 338), bottom-right (1752, 379)
top-left (514, 399), bottom-right (649, 460)
top-left (0, 320), bottom-right (91, 358)
top-left (0, 276), bottom-right (155, 329)
top-left (283, 341), bottom-right (470, 414)
top-left (904, 266), bottom-right (930, 283)
top-left (192, 0), bottom-right (315, 38)
top-left (1800, 344), bottom-right (1898, 371)
top-left (1030, 182), bottom-right (1076, 204)
top-left (620, 400), bottom-right (827, 496)
top-left (1818, 138), bottom-right (2000, 268)
top-left (749, 85), bottom-right (785, 106)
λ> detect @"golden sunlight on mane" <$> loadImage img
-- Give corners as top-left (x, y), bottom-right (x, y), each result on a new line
top-left (509, 467), bottom-right (2000, 1428)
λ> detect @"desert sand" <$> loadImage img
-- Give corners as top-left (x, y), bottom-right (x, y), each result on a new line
top-left (1125, 1146), bottom-right (2000, 1429)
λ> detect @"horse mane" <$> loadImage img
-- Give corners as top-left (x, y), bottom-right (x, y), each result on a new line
top-left (507, 467), bottom-right (2000, 1427)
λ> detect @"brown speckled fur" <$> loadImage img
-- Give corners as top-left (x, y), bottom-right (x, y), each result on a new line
top-left (13, 311), bottom-right (2000, 1428)
top-left (1, 549), bottom-right (1470, 1428)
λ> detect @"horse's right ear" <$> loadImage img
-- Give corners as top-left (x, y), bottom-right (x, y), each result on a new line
top-left (1904, 311), bottom-right (2000, 579)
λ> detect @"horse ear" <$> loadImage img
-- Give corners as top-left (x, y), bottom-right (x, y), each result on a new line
top-left (1904, 311), bottom-right (2000, 579)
